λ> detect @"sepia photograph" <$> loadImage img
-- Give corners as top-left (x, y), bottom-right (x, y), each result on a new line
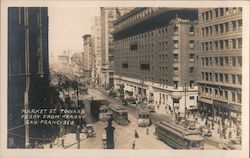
top-left (0, 0), bottom-right (249, 158)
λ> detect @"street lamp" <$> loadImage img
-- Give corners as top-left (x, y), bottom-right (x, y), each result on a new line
top-left (105, 110), bottom-right (115, 149)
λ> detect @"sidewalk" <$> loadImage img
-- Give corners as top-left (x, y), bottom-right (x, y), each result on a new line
top-left (43, 133), bottom-right (87, 149)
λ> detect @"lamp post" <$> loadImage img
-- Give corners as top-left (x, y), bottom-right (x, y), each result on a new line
top-left (183, 83), bottom-right (188, 120)
top-left (105, 110), bottom-right (115, 149)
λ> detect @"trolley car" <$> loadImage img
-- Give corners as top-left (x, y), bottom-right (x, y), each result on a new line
top-left (99, 105), bottom-right (108, 121)
top-left (155, 121), bottom-right (205, 149)
top-left (108, 104), bottom-right (130, 126)
top-left (137, 106), bottom-right (151, 127)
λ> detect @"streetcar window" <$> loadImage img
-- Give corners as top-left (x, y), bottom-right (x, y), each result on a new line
top-left (191, 142), bottom-right (197, 147)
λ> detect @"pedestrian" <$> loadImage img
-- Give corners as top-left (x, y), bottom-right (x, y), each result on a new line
top-left (134, 130), bottom-right (139, 138)
top-left (132, 140), bottom-right (135, 149)
top-left (229, 130), bottom-right (232, 139)
top-left (49, 139), bottom-right (53, 148)
top-left (61, 137), bottom-right (64, 147)
top-left (146, 127), bottom-right (149, 135)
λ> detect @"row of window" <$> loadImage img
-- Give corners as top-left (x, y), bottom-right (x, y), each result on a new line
top-left (201, 7), bottom-right (242, 22)
top-left (201, 72), bottom-right (242, 85)
top-left (200, 86), bottom-right (241, 103)
top-left (201, 19), bottom-right (242, 37)
top-left (118, 8), bottom-right (158, 28)
top-left (201, 56), bottom-right (242, 67)
top-left (202, 38), bottom-right (242, 52)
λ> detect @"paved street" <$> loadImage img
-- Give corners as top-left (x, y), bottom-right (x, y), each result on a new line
top-left (44, 87), bottom-right (221, 149)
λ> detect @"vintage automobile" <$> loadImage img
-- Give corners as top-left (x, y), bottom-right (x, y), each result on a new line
top-left (196, 126), bottom-right (212, 137)
top-left (181, 119), bottom-right (196, 130)
top-left (85, 124), bottom-right (96, 137)
top-left (217, 138), bottom-right (241, 150)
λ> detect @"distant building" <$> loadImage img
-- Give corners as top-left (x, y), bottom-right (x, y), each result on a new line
top-left (82, 34), bottom-right (93, 82)
top-left (91, 16), bottom-right (102, 84)
top-left (57, 50), bottom-right (70, 65)
top-left (197, 8), bottom-right (242, 125)
top-left (113, 8), bottom-right (199, 114)
top-left (100, 7), bottom-right (133, 88)
top-left (8, 7), bottom-right (51, 148)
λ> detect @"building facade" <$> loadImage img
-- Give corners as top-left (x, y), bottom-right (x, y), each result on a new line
top-left (197, 8), bottom-right (242, 126)
top-left (82, 34), bottom-right (93, 82)
top-left (100, 7), bottom-right (133, 88)
top-left (8, 7), bottom-right (53, 148)
top-left (91, 16), bottom-right (102, 85)
top-left (113, 8), bottom-right (199, 115)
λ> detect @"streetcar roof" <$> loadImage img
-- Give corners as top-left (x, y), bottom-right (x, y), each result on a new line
top-left (184, 135), bottom-right (204, 141)
top-left (156, 121), bottom-right (197, 137)
top-left (109, 104), bottom-right (127, 112)
top-left (100, 105), bottom-right (108, 110)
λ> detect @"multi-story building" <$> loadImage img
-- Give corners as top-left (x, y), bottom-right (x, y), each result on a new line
top-left (57, 50), bottom-right (70, 65)
top-left (113, 8), bottom-right (198, 115)
top-left (82, 34), bottom-right (93, 82)
top-left (100, 7), bottom-right (133, 88)
top-left (197, 8), bottom-right (242, 126)
top-left (8, 7), bottom-right (52, 148)
top-left (91, 16), bottom-right (102, 84)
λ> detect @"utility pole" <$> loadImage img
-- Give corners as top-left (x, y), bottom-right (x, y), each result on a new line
top-left (24, 7), bottom-right (30, 148)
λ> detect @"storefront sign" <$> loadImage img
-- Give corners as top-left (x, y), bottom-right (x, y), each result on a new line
top-left (198, 97), bottom-right (213, 104)
top-left (213, 100), bottom-right (241, 112)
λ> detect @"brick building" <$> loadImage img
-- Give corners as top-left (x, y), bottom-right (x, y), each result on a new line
top-left (197, 8), bottom-right (242, 126)
top-left (113, 8), bottom-right (199, 115)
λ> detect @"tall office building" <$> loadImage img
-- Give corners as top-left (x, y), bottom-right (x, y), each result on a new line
top-left (8, 7), bottom-right (52, 148)
top-left (113, 8), bottom-right (198, 115)
top-left (100, 7), bottom-right (133, 88)
top-left (197, 8), bottom-right (242, 126)
top-left (82, 34), bottom-right (93, 82)
top-left (91, 16), bottom-right (102, 84)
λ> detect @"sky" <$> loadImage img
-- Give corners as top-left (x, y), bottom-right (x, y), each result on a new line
top-left (48, 7), bottom-right (100, 56)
